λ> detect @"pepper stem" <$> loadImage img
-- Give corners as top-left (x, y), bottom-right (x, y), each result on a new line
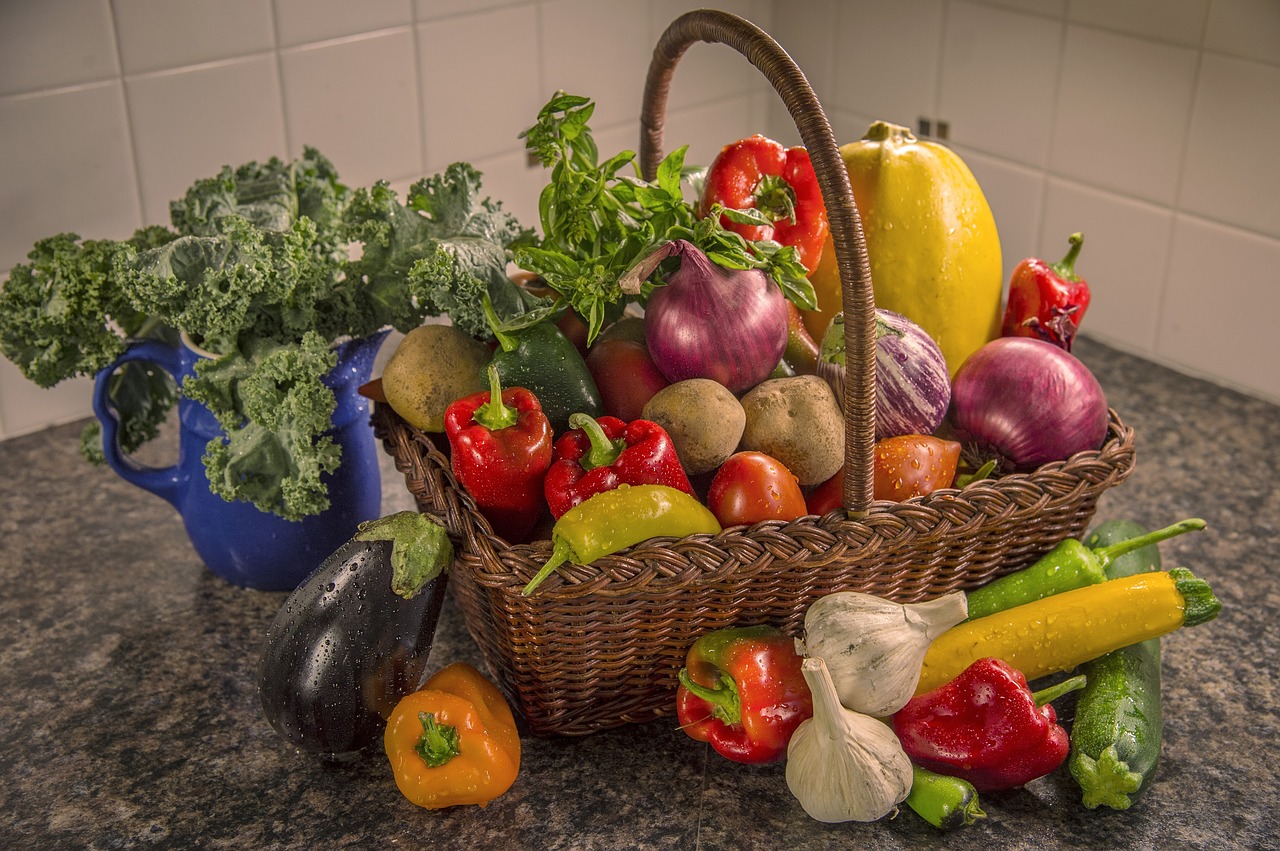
top-left (677, 668), bottom-right (741, 727)
top-left (569, 412), bottom-right (624, 470)
top-left (1050, 232), bottom-right (1085, 281)
top-left (752, 173), bottom-right (798, 225)
top-left (415, 711), bottom-right (461, 767)
top-left (1032, 674), bottom-right (1087, 707)
top-left (522, 535), bottom-right (574, 596)
top-left (471, 364), bottom-right (518, 431)
top-left (1093, 518), bottom-right (1205, 571)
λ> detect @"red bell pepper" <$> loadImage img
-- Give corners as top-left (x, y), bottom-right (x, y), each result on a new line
top-left (443, 365), bottom-right (553, 543)
top-left (542, 412), bottom-right (692, 519)
top-left (698, 134), bottom-right (829, 274)
top-left (675, 625), bottom-right (813, 764)
top-left (1001, 232), bottom-right (1092, 351)
top-left (892, 657), bottom-right (1086, 792)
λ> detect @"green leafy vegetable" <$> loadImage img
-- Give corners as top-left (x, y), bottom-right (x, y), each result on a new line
top-left (0, 148), bottom-right (530, 520)
top-left (514, 93), bottom-right (816, 342)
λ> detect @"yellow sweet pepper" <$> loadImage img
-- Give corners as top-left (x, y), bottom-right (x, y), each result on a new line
top-left (802, 121), bottom-right (1004, 376)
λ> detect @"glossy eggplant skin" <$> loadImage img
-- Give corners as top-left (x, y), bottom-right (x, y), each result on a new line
top-left (257, 514), bottom-right (451, 758)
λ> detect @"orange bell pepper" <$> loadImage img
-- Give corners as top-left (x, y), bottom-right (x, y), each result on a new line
top-left (383, 662), bottom-right (521, 810)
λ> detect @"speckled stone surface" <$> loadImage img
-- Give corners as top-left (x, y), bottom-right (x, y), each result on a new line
top-left (1, 337), bottom-right (1277, 850)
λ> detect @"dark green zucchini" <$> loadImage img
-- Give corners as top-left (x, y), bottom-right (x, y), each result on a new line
top-left (1068, 519), bottom-right (1166, 809)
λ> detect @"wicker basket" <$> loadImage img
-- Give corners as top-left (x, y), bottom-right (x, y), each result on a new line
top-left (373, 9), bottom-right (1137, 736)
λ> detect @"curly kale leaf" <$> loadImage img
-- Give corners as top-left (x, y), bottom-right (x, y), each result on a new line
top-left (343, 163), bottom-right (540, 338)
top-left (0, 229), bottom-right (175, 386)
top-left (170, 146), bottom-right (348, 245)
top-left (184, 331), bottom-right (339, 520)
top-left (119, 214), bottom-right (366, 352)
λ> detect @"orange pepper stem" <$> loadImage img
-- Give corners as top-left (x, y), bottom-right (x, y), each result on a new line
top-left (414, 711), bottom-right (462, 768)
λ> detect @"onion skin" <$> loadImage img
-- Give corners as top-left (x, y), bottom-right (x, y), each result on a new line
top-left (636, 240), bottom-right (787, 395)
top-left (949, 337), bottom-right (1109, 470)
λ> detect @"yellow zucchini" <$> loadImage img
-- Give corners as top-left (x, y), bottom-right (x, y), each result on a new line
top-left (916, 568), bottom-right (1220, 694)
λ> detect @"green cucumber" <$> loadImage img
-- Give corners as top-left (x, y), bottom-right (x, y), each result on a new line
top-left (1068, 519), bottom-right (1167, 810)
top-left (904, 765), bottom-right (985, 830)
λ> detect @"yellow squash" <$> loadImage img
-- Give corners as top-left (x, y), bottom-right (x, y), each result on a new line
top-left (915, 568), bottom-right (1222, 694)
top-left (802, 121), bottom-right (1003, 376)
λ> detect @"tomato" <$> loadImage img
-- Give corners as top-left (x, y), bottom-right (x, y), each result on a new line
top-left (806, 435), bottom-right (962, 511)
top-left (873, 435), bottom-right (961, 501)
top-left (707, 451), bottom-right (808, 527)
top-left (805, 468), bottom-right (843, 516)
top-left (586, 338), bottom-right (669, 423)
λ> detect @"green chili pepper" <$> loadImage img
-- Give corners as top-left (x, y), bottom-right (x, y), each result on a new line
top-left (964, 518), bottom-right (1205, 621)
top-left (483, 295), bottom-right (603, 434)
top-left (522, 484), bottom-right (722, 596)
top-left (905, 765), bottom-right (986, 830)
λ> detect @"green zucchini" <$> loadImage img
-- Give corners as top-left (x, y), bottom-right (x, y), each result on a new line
top-left (904, 765), bottom-right (985, 830)
top-left (1068, 519), bottom-right (1167, 810)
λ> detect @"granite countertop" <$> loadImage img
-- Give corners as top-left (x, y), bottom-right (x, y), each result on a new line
top-left (2, 337), bottom-right (1277, 850)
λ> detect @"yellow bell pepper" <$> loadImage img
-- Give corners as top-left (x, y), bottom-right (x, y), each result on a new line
top-left (803, 121), bottom-right (1003, 376)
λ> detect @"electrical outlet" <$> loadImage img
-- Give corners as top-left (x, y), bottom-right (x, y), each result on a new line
top-left (916, 117), bottom-right (950, 141)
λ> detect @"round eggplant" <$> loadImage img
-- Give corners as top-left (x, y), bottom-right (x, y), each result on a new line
top-left (257, 511), bottom-right (452, 758)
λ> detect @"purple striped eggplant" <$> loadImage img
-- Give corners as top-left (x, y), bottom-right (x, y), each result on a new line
top-left (817, 309), bottom-right (951, 440)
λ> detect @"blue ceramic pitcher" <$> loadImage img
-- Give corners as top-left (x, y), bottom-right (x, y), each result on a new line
top-left (92, 330), bottom-right (389, 591)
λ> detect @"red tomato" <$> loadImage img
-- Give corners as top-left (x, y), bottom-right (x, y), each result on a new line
top-left (805, 468), bottom-right (843, 516)
top-left (806, 435), bottom-right (962, 511)
top-left (586, 338), bottom-right (669, 423)
top-left (707, 452), bottom-right (808, 527)
top-left (873, 435), bottom-right (961, 501)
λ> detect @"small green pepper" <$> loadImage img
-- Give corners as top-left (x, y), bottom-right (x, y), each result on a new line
top-left (483, 295), bottom-right (603, 434)
top-left (905, 764), bottom-right (986, 830)
top-left (522, 484), bottom-right (721, 596)
top-left (964, 518), bottom-right (1205, 621)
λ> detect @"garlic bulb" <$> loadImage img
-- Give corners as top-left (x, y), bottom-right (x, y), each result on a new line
top-left (785, 656), bottom-right (913, 823)
top-left (797, 590), bottom-right (968, 717)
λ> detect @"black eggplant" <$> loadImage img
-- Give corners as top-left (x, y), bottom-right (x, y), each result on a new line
top-left (257, 511), bottom-right (452, 758)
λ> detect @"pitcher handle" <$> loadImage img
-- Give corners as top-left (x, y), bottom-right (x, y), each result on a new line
top-left (92, 339), bottom-right (183, 508)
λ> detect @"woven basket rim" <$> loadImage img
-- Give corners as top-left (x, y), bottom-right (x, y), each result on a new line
top-left (374, 403), bottom-right (1136, 599)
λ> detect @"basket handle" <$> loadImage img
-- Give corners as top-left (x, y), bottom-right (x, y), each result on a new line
top-left (639, 8), bottom-right (875, 514)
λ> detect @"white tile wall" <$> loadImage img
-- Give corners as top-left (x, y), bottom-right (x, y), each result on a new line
top-left (0, 0), bottom-right (775, 439)
top-left (0, 0), bottom-right (1277, 441)
top-left (764, 0), bottom-right (1280, 405)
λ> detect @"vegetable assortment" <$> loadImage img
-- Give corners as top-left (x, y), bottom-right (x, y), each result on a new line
top-left (169, 85), bottom-right (1227, 829)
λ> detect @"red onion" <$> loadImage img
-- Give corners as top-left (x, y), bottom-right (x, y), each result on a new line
top-left (622, 239), bottom-right (787, 394)
top-left (949, 337), bottom-right (1109, 470)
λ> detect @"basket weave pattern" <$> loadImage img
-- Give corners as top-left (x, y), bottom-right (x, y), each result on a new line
top-left (374, 9), bottom-right (1137, 736)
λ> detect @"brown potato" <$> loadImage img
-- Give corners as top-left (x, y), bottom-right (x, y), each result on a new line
top-left (739, 375), bottom-right (844, 485)
top-left (642, 379), bottom-right (745, 475)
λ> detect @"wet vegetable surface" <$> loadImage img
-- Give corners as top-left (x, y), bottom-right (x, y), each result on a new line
top-left (257, 515), bottom-right (452, 758)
